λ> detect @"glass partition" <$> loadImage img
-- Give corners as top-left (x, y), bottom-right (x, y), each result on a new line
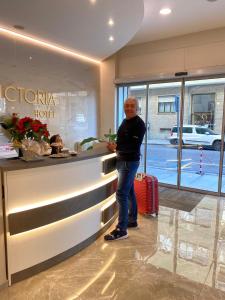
top-left (146, 82), bottom-right (182, 185)
top-left (180, 78), bottom-right (225, 192)
top-left (117, 77), bottom-right (225, 194)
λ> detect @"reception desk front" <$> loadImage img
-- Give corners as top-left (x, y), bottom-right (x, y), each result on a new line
top-left (0, 148), bottom-right (117, 286)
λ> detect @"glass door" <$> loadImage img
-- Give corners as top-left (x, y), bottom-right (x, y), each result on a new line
top-left (146, 81), bottom-right (182, 185)
top-left (117, 76), bottom-right (225, 194)
top-left (180, 78), bottom-right (225, 192)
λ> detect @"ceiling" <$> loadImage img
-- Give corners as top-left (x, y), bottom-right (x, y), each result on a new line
top-left (129, 0), bottom-right (225, 45)
top-left (0, 0), bottom-right (144, 62)
top-left (0, 0), bottom-right (225, 62)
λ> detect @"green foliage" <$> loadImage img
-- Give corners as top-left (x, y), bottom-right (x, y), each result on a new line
top-left (104, 133), bottom-right (117, 142)
top-left (80, 128), bottom-right (117, 150)
top-left (79, 137), bottom-right (99, 146)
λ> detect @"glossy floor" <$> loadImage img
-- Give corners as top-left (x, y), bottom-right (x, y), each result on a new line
top-left (1, 194), bottom-right (225, 299)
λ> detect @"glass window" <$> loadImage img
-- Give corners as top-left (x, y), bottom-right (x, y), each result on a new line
top-left (183, 127), bottom-right (193, 133)
top-left (191, 93), bottom-right (215, 129)
top-left (158, 95), bottom-right (176, 113)
top-left (164, 102), bottom-right (171, 113)
top-left (195, 127), bottom-right (216, 135)
top-left (172, 127), bottom-right (193, 133)
top-left (158, 102), bottom-right (164, 113)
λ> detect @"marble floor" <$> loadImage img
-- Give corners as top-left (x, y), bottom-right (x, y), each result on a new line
top-left (1, 194), bottom-right (225, 299)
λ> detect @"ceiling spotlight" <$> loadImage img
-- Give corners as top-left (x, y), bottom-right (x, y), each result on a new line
top-left (89, 0), bottom-right (96, 4)
top-left (13, 25), bottom-right (24, 30)
top-left (108, 18), bottom-right (114, 26)
top-left (109, 36), bottom-right (114, 42)
top-left (160, 8), bottom-right (172, 15)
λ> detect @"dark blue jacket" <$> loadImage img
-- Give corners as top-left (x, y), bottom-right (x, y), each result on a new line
top-left (116, 115), bottom-right (146, 161)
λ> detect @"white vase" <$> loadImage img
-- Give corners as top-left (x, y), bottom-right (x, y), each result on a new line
top-left (20, 140), bottom-right (46, 161)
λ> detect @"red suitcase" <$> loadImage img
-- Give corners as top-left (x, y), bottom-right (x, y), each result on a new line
top-left (134, 174), bottom-right (159, 216)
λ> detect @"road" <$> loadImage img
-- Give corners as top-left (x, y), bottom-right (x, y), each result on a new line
top-left (141, 144), bottom-right (223, 175)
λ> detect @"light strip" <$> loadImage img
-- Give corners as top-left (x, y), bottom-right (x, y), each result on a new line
top-left (0, 26), bottom-right (101, 65)
top-left (11, 193), bottom-right (116, 237)
top-left (9, 174), bottom-right (117, 214)
top-left (101, 153), bottom-right (116, 161)
top-left (101, 196), bottom-right (116, 212)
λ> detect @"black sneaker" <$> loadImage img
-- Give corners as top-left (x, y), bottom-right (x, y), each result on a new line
top-left (127, 221), bottom-right (138, 228)
top-left (104, 228), bottom-right (128, 241)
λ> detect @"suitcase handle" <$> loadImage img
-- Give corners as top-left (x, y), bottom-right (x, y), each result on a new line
top-left (135, 173), bottom-right (146, 181)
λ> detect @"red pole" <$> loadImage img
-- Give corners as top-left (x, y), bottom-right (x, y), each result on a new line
top-left (197, 146), bottom-right (204, 175)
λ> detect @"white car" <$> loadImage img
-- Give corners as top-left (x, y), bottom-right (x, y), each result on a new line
top-left (169, 125), bottom-right (222, 150)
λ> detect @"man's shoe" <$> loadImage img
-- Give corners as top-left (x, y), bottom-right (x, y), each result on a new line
top-left (127, 221), bottom-right (138, 228)
top-left (104, 228), bottom-right (128, 241)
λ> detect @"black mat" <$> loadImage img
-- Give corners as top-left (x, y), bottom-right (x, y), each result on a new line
top-left (159, 187), bottom-right (204, 212)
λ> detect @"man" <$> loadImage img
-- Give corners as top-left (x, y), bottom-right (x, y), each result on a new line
top-left (104, 97), bottom-right (146, 241)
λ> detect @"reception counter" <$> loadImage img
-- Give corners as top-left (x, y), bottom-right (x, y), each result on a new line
top-left (0, 148), bottom-right (117, 286)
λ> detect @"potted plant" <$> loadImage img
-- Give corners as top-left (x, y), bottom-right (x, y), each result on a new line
top-left (80, 129), bottom-right (117, 151)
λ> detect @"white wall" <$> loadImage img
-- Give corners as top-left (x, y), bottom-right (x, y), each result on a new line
top-left (0, 34), bottom-right (100, 150)
top-left (117, 27), bottom-right (225, 82)
top-left (99, 55), bottom-right (117, 137)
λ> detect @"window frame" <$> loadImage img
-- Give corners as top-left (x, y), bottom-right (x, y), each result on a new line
top-left (158, 95), bottom-right (176, 114)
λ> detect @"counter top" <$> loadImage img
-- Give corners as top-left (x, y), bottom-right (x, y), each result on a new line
top-left (0, 148), bottom-right (112, 171)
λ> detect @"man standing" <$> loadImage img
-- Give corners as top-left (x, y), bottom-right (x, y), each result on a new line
top-left (104, 97), bottom-right (146, 241)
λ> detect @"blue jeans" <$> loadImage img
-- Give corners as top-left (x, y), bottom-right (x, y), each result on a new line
top-left (116, 160), bottom-right (140, 231)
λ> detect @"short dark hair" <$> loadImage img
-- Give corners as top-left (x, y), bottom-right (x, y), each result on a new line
top-left (50, 134), bottom-right (59, 144)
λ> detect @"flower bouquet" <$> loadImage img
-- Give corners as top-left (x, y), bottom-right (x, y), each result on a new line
top-left (0, 113), bottom-right (50, 160)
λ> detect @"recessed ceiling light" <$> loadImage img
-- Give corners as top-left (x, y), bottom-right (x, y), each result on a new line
top-left (160, 8), bottom-right (172, 15)
top-left (109, 36), bottom-right (114, 42)
top-left (13, 25), bottom-right (24, 30)
top-left (108, 18), bottom-right (114, 26)
top-left (89, 0), bottom-right (96, 4)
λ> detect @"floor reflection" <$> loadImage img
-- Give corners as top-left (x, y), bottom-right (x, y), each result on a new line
top-left (1, 194), bottom-right (225, 299)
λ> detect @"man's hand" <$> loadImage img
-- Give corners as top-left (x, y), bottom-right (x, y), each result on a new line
top-left (107, 142), bottom-right (117, 152)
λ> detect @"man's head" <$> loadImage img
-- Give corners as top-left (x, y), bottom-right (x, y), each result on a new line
top-left (124, 97), bottom-right (139, 119)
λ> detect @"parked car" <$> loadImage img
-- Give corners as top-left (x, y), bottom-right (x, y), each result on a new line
top-left (169, 125), bottom-right (222, 150)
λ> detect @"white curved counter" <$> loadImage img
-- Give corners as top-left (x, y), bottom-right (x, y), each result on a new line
top-left (0, 149), bottom-right (117, 285)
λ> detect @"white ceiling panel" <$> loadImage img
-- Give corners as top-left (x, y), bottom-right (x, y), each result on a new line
top-left (0, 0), bottom-right (144, 61)
top-left (130, 0), bottom-right (225, 45)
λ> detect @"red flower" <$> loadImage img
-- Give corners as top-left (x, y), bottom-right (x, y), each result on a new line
top-left (3, 114), bottom-right (50, 143)
top-left (43, 130), bottom-right (49, 137)
top-left (16, 120), bottom-right (25, 133)
top-left (31, 121), bottom-right (42, 132)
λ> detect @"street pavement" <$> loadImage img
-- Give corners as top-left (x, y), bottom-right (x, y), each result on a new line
top-left (140, 141), bottom-right (225, 193)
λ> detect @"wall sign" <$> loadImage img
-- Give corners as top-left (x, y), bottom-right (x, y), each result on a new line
top-left (0, 85), bottom-right (57, 118)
